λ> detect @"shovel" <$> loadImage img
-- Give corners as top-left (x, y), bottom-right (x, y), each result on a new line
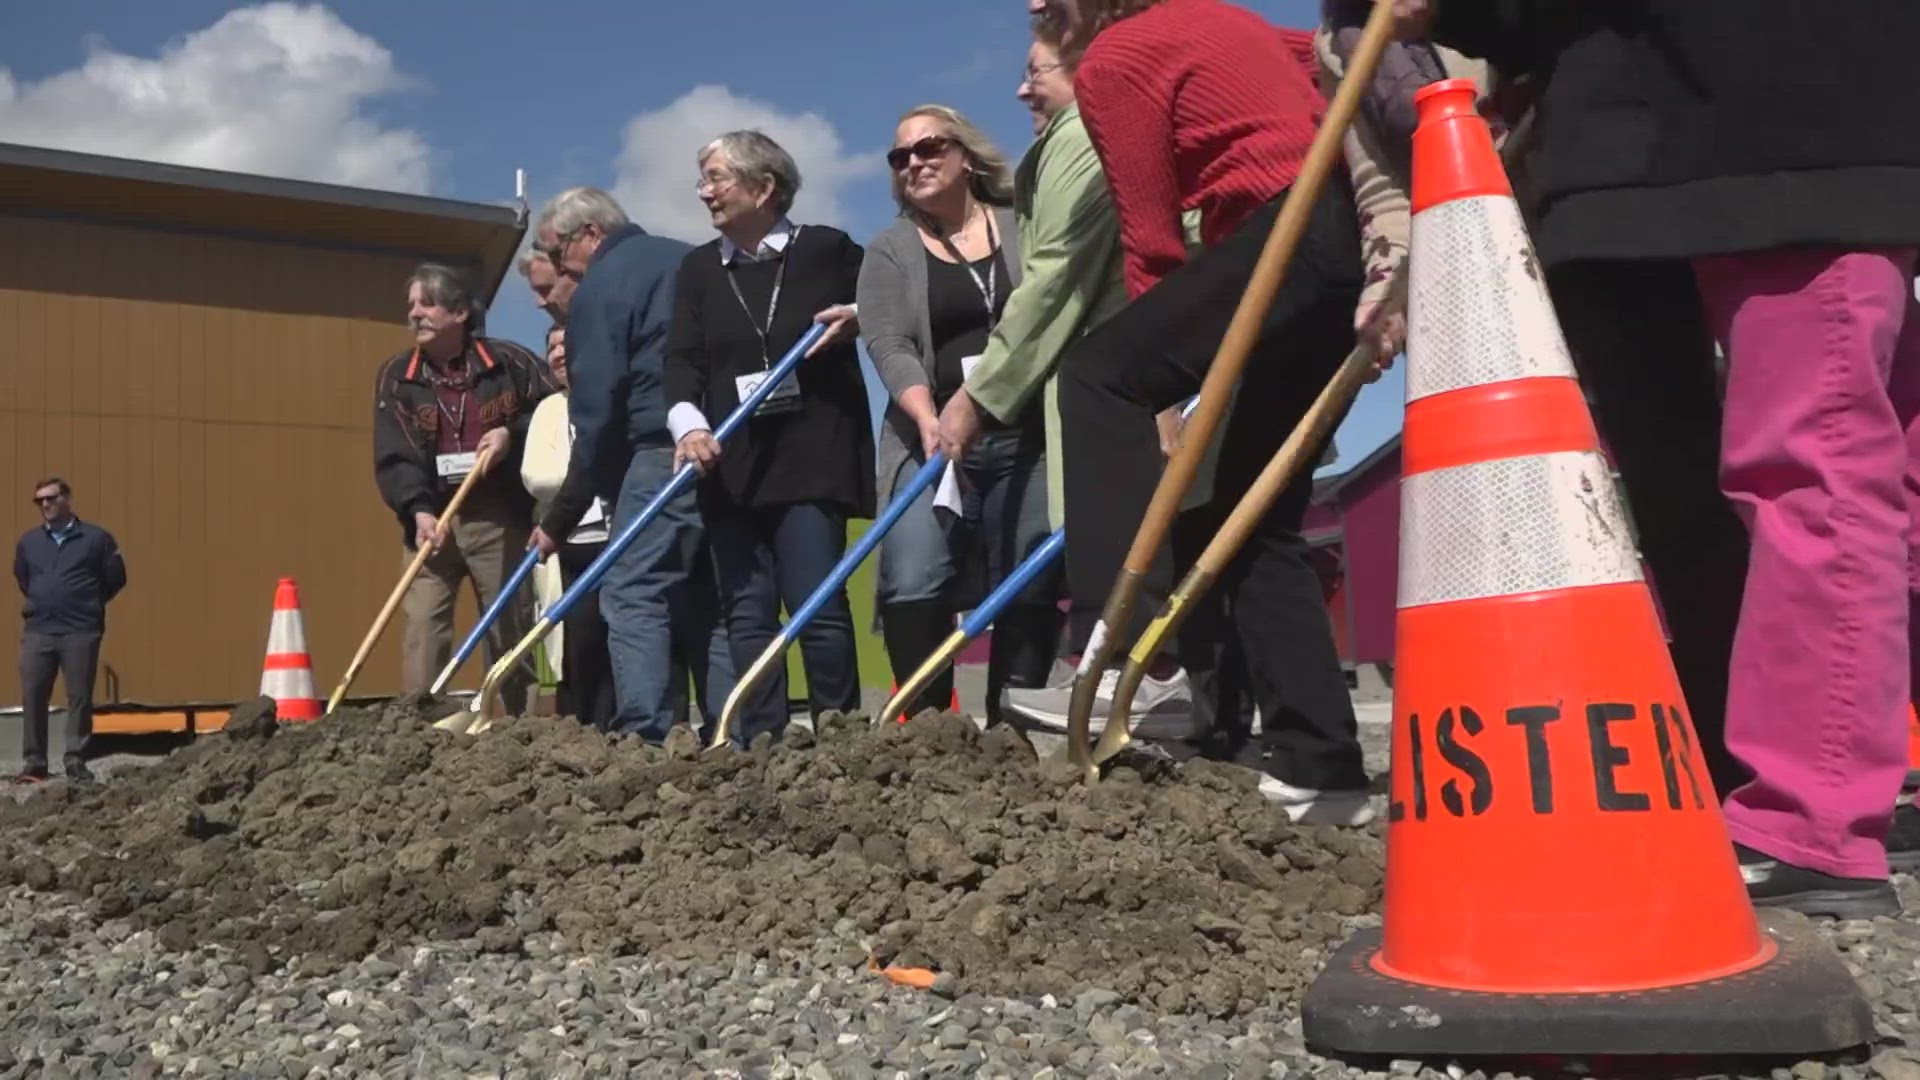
top-left (428, 545), bottom-right (544, 695)
top-left (1062, 0), bottom-right (1400, 781)
top-left (876, 396), bottom-right (1200, 724)
top-left (1087, 337), bottom-right (1386, 770)
top-left (707, 449), bottom-right (949, 749)
top-left (325, 444), bottom-right (497, 714)
top-left (433, 322), bottom-right (828, 735)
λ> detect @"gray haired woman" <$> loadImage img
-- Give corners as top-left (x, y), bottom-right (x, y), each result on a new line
top-left (856, 104), bottom-right (1061, 723)
top-left (662, 130), bottom-right (874, 747)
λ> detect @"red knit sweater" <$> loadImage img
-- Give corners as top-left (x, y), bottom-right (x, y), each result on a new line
top-left (1075, 0), bottom-right (1327, 298)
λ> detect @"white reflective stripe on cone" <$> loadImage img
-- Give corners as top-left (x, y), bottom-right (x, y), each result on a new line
top-left (261, 666), bottom-right (318, 700)
top-left (1407, 195), bottom-right (1577, 404)
top-left (266, 609), bottom-right (309, 652)
top-left (1397, 449), bottom-right (1644, 610)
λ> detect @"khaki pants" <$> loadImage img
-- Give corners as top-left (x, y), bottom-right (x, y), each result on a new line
top-left (400, 499), bottom-right (536, 713)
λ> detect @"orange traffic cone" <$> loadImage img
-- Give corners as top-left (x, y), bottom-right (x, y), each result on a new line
top-left (1302, 78), bottom-right (1870, 1059)
top-left (1907, 704), bottom-right (1920, 787)
top-left (260, 577), bottom-right (322, 722)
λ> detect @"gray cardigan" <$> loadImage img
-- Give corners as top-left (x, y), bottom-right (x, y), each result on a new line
top-left (855, 208), bottom-right (1023, 589)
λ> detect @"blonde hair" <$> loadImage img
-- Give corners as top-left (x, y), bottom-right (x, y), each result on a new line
top-left (889, 104), bottom-right (1015, 215)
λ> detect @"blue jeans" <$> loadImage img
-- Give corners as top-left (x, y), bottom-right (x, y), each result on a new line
top-left (600, 446), bottom-right (735, 741)
top-left (877, 426), bottom-right (1063, 719)
top-left (878, 428), bottom-right (1058, 604)
top-left (708, 501), bottom-right (860, 746)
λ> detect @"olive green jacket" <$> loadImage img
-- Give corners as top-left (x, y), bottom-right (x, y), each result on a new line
top-left (969, 105), bottom-right (1230, 527)
top-left (966, 104), bottom-right (1129, 529)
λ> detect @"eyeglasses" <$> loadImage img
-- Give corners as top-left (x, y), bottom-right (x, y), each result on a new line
top-left (695, 169), bottom-right (737, 194)
top-left (32, 494), bottom-right (62, 506)
top-left (887, 135), bottom-right (956, 172)
top-left (541, 225), bottom-right (589, 266)
top-left (1022, 61), bottom-right (1065, 85)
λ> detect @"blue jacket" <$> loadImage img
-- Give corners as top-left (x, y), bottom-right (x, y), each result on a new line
top-left (565, 223), bottom-right (694, 495)
top-left (14, 519), bottom-right (127, 635)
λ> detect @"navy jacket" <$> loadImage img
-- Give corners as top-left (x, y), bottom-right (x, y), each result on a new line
top-left (564, 223), bottom-right (695, 496)
top-left (14, 519), bottom-right (127, 635)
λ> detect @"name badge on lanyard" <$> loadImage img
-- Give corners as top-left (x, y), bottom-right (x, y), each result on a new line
top-left (727, 224), bottom-right (805, 418)
top-left (436, 451), bottom-right (478, 479)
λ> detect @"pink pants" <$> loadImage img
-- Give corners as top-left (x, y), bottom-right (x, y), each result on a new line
top-left (1694, 249), bottom-right (1920, 879)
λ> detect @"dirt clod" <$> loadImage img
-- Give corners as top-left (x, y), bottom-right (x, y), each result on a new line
top-left (0, 700), bottom-right (1382, 1013)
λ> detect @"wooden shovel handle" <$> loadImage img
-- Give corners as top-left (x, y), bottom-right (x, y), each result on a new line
top-left (1064, 0), bottom-right (1399, 776)
top-left (325, 445), bottom-right (497, 713)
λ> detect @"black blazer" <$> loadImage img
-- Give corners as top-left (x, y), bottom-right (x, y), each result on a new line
top-left (663, 225), bottom-right (876, 518)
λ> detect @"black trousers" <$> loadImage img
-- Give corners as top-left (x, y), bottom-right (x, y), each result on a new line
top-left (557, 541), bottom-right (618, 732)
top-left (1057, 178), bottom-right (1369, 791)
top-left (1549, 259), bottom-right (1749, 798)
top-left (19, 629), bottom-right (100, 770)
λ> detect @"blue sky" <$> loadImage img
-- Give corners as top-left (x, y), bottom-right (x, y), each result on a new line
top-left (3, 0), bottom-right (1403, 474)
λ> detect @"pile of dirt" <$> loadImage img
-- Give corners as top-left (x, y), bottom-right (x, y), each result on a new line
top-left (0, 697), bottom-right (1383, 1015)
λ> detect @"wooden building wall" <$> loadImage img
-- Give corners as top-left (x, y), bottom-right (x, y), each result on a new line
top-left (0, 211), bottom-right (494, 707)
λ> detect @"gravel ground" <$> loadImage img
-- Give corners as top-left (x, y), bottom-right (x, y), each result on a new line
top-left (4, 688), bottom-right (1920, 1079)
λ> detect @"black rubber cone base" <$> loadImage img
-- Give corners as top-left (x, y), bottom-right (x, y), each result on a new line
top-left (1302, 911), bottom-right (1873, 1060)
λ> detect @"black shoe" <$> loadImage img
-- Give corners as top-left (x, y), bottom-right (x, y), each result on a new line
top-left (1886, 802), bottom-right (1920, 874)
top-left (14, 765), bottom-right (49, 785)
top-left (1735, 842), bottom-right (1902, 919)
top-left (63, 760), bottom-right (95, 784)
top-left (880, 601), bottom-right (958, 719)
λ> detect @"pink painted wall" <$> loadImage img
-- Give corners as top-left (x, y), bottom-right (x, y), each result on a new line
top-left (1330, 445), bottom-right (1403, 665)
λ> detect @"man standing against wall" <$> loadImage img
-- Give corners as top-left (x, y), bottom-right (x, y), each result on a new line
top-left (373, 263), bottom-right (551, 713)
top-left (14, 478), bottom-right (125, 783)
top-left (535, 187), bottom-right (735, 742)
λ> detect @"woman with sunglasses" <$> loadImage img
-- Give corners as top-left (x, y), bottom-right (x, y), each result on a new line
top-left (1042, 0), bottom-right (1374, 825)
top-left (856, 105), bottom-right (1062, 722)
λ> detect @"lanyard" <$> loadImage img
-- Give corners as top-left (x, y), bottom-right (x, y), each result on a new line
top-left (426, 363), bottom-right (472, 442)
top-left (436, 392), bottom-right (468, 441)
top-left (936, 211), bottom-right (1000, 325)
top-left (724, 224), bottom-right (802, 370)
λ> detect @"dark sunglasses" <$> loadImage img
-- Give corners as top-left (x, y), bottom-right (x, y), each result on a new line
top-left (887, 135), bottom-right (955, 172)
top-left (32, 494), bottom-right (62, 506)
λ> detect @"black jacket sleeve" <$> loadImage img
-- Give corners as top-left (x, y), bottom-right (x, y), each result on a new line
top-left (371, 358), bottom-right (437, 524)
top-left (539, 452), bottom-right (598, 540)
top-left (833, 229), bottom-right (865, 305)
top-left (662, 254), bottom-right (709, 418)
top-left (96, 529), bottom-right (127, 602)
top-left (1430, 0), bottom-right (1544, 79)
top-left (13, 535), bottom-right (28, 597)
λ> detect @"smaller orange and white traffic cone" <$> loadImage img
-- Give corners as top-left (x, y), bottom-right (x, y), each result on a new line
top-left (261, 578), bottom-right (321, 721)
top-left (1907, 704), bottom-right (1920, 789)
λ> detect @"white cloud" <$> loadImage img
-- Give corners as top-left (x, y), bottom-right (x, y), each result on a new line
top-left (0, 3), bottom-right (432, 193)
top-left (611, 85), bottom-right (882, 244)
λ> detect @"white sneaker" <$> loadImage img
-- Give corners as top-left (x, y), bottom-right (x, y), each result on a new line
top-left (1257, 775), bottom-right (1377, 827)
top-left (1001, 666), bottom-right (1201, 740)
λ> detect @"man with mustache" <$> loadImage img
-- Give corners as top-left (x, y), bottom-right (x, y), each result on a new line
top-left (372, 263), bottom-right (552, 711)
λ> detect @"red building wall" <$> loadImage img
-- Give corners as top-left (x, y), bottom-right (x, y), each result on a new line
top-left (1334, 455), bottom-right (1403, 665)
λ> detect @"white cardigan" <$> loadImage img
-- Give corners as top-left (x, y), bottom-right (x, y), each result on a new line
top-left (520, 392), bottom-right (609, 675)
top-left (521, 393), bottom-right (609, 546)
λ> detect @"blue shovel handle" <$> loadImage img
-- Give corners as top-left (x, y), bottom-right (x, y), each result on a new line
top-left (438, 546), bottom-right (543, 686)
top-left (787, 449), bottom-right (948, 633)
top-left (950, 395), bottom-right (1197, 639)
top-left (957, 529), bottom-right (1065, 637)
top-left (542, 321), bottom-right (827, 627)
